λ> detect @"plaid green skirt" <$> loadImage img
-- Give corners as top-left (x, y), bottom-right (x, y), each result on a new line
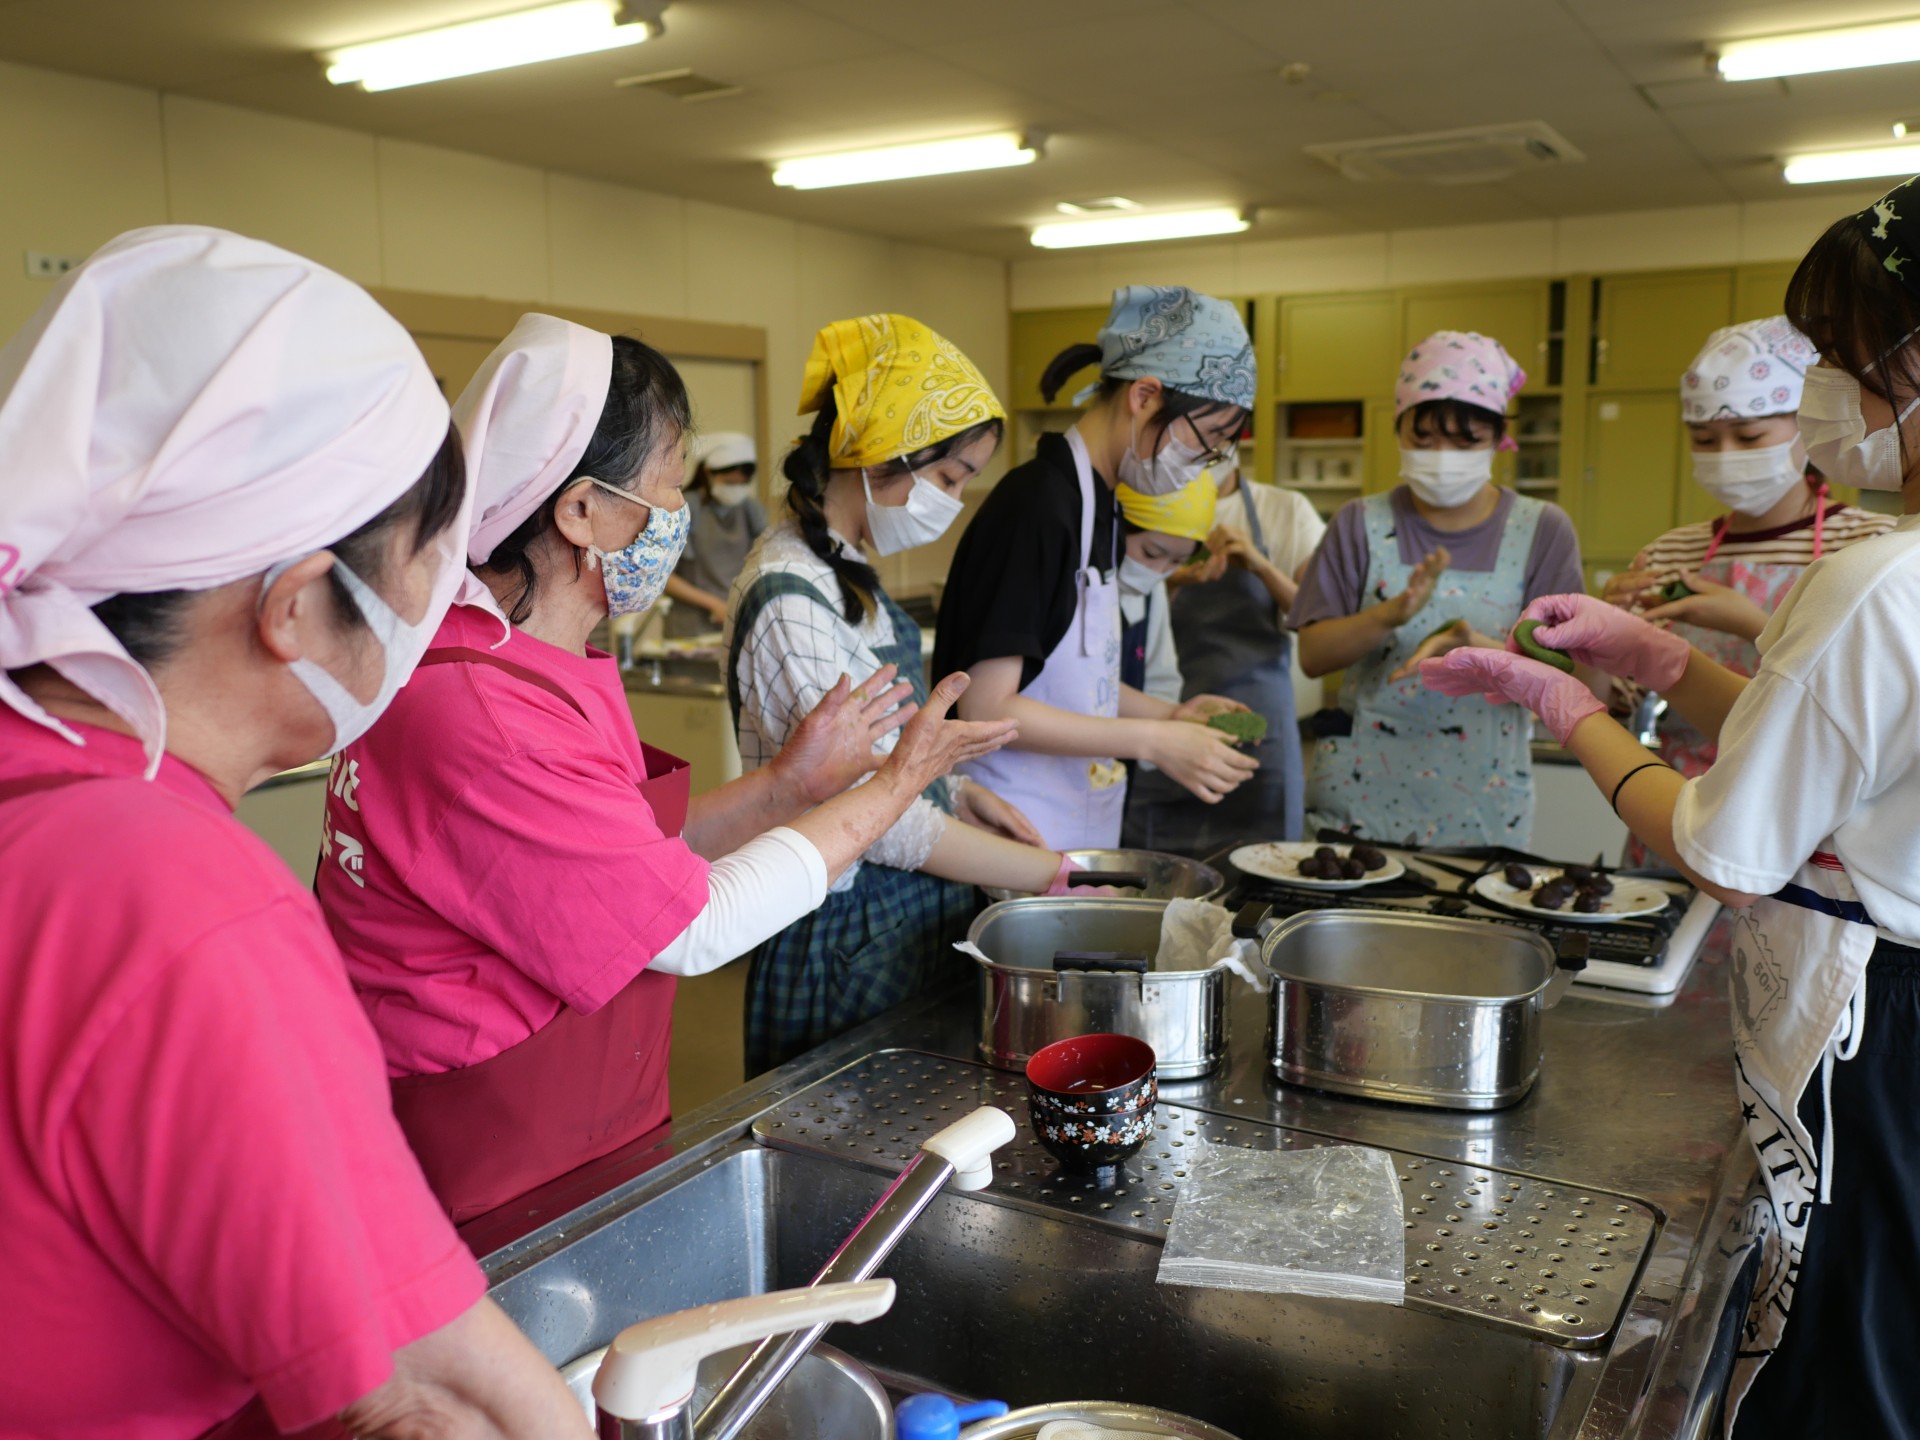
top-left (744, 862), bottom-right (978, 1075)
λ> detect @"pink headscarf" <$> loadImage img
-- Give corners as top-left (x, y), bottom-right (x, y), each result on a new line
top-left (1394, 331), bottom-right (1528, 451)
top-left (451, 313), bottom-right (612, 633)
top-left (0, 226), bottom-right (454, 775)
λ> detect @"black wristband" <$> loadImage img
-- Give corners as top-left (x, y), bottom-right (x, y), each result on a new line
top-left (1609, 760), bottom-right (1671, 814)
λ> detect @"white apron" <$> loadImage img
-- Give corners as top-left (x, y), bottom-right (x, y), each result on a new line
top-left (957, 428), bottom-right (1126, 850)
top-left (1722, 845), bottom-right (1878, 1431)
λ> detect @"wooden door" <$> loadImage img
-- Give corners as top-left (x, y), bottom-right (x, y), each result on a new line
top-left (1594, 271), bottom-right (1734, 391)
top-left (1276, 292), bottom-right (1398, 401)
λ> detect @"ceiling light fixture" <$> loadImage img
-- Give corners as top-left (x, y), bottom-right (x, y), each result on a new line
top-left (1029, 208), bottom-right (1249, 249)
top-left (1715, 18), bottom-right (1920, 81)
top-left (324, 1), bottom-right (664, 92)
top-left (770, 132), bottom-right (1040, 189)
top-left (1783, 142), bottom-right (1920, 185)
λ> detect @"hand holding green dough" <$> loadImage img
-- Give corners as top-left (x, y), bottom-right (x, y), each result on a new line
top-left (1206, 711), bottom-right (1269, 743)
top-left (1512, 618), bottom-right (1576, 674)
top-left (1657, 578), bottom-right (1693, 604)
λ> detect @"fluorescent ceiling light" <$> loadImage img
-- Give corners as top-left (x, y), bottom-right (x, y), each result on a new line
top-left (1783, 143), bottom-right (1920, 185)
top-left (324, 1), bottom-right (658, 92)
top-left (1030, 208), bottom-right (1249, 249)
top-left (771, 133), bottom-right (1038, 189)
top-left (1716, 18), bottom-right (1920, 81)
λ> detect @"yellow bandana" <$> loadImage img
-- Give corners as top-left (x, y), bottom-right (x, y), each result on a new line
top-left (798, 313), bottom-right (1005, 469)
top-left (1116, 471), bottom-right (1218, 543)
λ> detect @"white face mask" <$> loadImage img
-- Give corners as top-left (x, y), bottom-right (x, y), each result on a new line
top-left (863, 467), bottom-right (964, 556)
top-left (1115, 410), bottom-right (1213, 497)
top-left (1118, 555), bottom-right (1169, 597)
top-left (1799, 365), bottom-right (1920, 493)
top-left (1691, 442), bottom-right (1805, 517)
top-left (709, 481), bottom-right (754, 509)
top-left (266, 535), bottom-right (459, 757)
top-left (1400, 448), bottom-right (1493, 508)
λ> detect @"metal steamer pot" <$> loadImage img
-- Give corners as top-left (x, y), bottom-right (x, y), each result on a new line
top-left (980, 848), bottom-right (1224, 904)
top-left (1258, 910), bottom-right (1589, 1111)
top-left (968, 897), bottom-right (1227, 1080)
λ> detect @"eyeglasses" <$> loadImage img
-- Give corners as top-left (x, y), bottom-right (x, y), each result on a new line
top-left (1179, 413), bottom-right (1236, 467)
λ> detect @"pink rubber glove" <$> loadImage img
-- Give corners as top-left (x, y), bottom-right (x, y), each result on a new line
top-left (1514, 593), bottom-right (1689, 692)
top-left (1420, 649), bottom-right (1606, 746)
top-left (1043, 853), bottom-right (1080, 897)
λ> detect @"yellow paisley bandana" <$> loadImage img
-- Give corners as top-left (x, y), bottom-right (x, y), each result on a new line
top-left (798, 313), bottom-right (1005, 469)
top-left (1116, 471), bottom-right (1217, 543)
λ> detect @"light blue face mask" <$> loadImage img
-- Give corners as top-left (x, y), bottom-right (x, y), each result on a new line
top-left (584, 477), bottom-right (693, 616)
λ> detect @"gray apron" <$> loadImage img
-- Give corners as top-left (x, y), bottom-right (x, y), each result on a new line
top-left (1123, 484), bottom-right (1303, 855)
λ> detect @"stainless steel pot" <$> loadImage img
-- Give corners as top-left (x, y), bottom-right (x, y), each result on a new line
top-left (959, 1402), bottom-right (1242, 1439)
top-left (968, 897), bottom-right (1226, 1080)
top-left (1260, 909), bottom-right (1587, 1111)
top-left (981, 848), bottom-right (1224, 904)
top-left (562, 1341), bottom-right (893, 1439)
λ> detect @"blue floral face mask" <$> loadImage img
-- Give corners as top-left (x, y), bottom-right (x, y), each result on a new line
top-left (583, 477), bottom-right (692, 616)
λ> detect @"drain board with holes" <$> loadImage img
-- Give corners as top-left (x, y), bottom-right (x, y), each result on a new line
top-left (752, 1050), bottom-right (1656, 1349)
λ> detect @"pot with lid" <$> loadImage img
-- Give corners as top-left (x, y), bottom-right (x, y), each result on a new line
top-left (1259, 909), bottom-right (1588, 1111)
top-left (967, 897), bottom-right (1227, 1080)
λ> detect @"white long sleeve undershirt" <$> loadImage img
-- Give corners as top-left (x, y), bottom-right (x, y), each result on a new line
top-left (650, 826), bottom-right (829, 976)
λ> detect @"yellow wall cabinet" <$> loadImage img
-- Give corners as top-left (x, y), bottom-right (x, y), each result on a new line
top-left (1276, 292), bottom-right (1399, 401)
top-left (1007, 305), bottom-right (1108, 411)
top-left (1400, 282), bottom-right (1551, 385)
top-left (1579, 394), bottom-right (1686, 566)
top-left (1592, 270), bottom-right (1736, 392)
top-left (1734, 262), bottom-right (1799, 324)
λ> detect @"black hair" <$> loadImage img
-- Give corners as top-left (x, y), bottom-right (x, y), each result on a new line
top-left (91, 421), bottom-right (468, 667)
top-left (1399, 398), bottom-right (1508, 447)
top-left (1787, 214), bottom-right (1920, 468)
top-left (782, 394), bottom-right (1004, 623)
top-left (1037, 341), bottom-right (1248, 444)
top-left (480, 333), bottom-right (692, 624)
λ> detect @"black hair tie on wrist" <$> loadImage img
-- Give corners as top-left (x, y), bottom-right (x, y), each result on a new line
top-left (1610, 760), bottom-right (1672, 814)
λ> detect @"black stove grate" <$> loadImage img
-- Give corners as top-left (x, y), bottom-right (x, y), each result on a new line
top-left (1212, 841), bottom-right (1690, 970)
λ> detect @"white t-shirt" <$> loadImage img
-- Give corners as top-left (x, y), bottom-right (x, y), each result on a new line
top-left (1672, 514), bottom-right (1920, 941)
top-left (1214, 479), bottom-right (1326, 578)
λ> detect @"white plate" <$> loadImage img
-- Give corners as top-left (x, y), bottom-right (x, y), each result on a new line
top-left (1231, 841), bottom-right (1406, 890)
top-left (1470, 867), bottom-right (1674, 923)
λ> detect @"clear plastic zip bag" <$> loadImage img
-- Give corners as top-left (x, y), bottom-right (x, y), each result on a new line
top-left (1157, 1141), bottom-right (1405, 1305)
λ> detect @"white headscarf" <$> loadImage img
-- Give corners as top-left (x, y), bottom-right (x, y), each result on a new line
top-left (1680, 316), bottom-right (1819, 424)
top-left (0, 225), bottom-right (456, 775)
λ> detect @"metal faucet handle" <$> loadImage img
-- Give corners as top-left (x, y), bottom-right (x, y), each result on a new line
top-left (591, 1279), bottom-right (895, 1431)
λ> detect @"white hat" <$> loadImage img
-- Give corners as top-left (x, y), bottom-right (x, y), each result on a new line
top-left (1680, 316), bottom-right (1818, 424)
top-left (697, 431), bottom-right (756, 473)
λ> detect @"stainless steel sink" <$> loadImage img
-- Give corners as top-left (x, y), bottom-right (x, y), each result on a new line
top-left (490, 1139), bottom-right (1606, 1438)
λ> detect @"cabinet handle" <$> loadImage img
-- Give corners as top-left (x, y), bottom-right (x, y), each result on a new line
top-left (1595, 337), bottom-right (1610, 369)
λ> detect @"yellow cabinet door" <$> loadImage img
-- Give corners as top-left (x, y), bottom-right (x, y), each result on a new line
top-left (1734, 262), bottom-right (1800, 324)
top-left (1400, 283), bottom-right (1551, 392)
top-left (1579, 394), bottom-right (1684, 567)
top-left (1007, 306), bottom-right (1109, 411)
top-left (1363, 397), bottom-right (1402, 495)
top-left (1594, 271), bottom-right (1734, 391)
top-left (1276, 292), bottom-right (1398, 401)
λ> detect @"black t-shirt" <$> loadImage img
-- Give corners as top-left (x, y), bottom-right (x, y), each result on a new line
top-left (932, 431), bottom-right (1119, 690)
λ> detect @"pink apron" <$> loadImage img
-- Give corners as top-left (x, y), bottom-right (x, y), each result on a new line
top-left (957, 428), bottom-right (1126, 850)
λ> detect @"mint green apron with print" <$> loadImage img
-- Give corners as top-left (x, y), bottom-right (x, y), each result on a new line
top-left (1306, 491), bottom-right (1544, 848)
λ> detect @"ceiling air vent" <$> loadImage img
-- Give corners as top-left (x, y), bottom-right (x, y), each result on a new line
top-left (1304, 122), bottom-right (1584, 185)
top-left (615, 68), bottom-right (742, 101)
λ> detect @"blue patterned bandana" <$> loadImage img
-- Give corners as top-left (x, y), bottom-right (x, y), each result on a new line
top-left (1859, 176), bottom-right (1920, 302)
top-left (1083, 285), bottom-right (1255, 411)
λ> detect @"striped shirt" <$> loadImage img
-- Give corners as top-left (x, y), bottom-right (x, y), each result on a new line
top-left (1637, 502), bottom-right (1895, 576)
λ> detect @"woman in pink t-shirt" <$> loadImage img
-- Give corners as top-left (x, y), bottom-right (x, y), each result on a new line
top-left (319, 314), bottom-right (1014, 1222)
top-left (0, 232), bottom-right (587, 1438)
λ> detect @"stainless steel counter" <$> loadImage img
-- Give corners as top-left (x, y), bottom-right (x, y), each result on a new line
top-left (467, 920), bottom-right (1755, 1439)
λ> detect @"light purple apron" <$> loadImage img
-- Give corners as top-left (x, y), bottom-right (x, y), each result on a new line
top-left (957, 428), bottom-right (1126, 850)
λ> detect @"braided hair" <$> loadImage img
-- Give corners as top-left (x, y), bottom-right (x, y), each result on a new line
top-left (783, 392), bottom-right (1004, 623)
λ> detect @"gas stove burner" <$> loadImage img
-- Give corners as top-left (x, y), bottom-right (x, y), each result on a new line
top-left (1207, 837), bottom-right (1720, 1001)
